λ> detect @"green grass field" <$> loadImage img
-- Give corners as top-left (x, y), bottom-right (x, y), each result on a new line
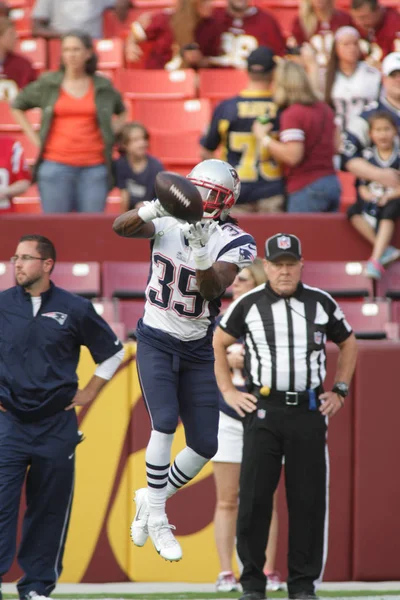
top-left (3, 592), bottom-right (400, 600)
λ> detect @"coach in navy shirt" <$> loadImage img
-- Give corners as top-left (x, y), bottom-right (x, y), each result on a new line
top-left (0, 234), bottom-right (124, 600)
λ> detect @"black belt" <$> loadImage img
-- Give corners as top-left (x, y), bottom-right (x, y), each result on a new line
top-left (252, 386), bottom-right (322, 407)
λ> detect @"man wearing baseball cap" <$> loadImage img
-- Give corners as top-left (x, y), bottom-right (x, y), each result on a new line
top-left (214, 233), bottom-right (358, 600)
top-left (342, 51), bottom-right (400, 189)
top-left (201, 47), bottom-right (285, 214)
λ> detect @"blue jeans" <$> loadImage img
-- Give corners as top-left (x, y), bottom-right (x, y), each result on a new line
top-left (287, 174), bottom-right (341, 213)
top-left (38, 160), bottom-right (109, 213)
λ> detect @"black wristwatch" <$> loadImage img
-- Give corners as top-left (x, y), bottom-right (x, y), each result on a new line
top-left (332, 382), bottom-right (349, 398)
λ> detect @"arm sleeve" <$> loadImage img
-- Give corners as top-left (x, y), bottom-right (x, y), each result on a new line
top-left (11, 77), bottom-right (44, 110)
top-left (325, 295), bottom-right (353, 344)
top-left (279, 105), bottom-right (305, 142)
top-left (200, 102), bottom-right (227, 151)
top-left (32, 0), bottom-right (51, 19)
top-left (219, 299), bottom-right (246, 340)
top-left (78, 301), bottom-right (124, 364)
top-left (144, 11), bottom-right (168, 42)
top-left (113, 88), bottom-right (126, 115)
top-left (95, 347), bottom-right (125, 380)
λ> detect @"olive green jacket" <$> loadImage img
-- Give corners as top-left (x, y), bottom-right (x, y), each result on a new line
top-left (12, 71), bottom-right (126, 189)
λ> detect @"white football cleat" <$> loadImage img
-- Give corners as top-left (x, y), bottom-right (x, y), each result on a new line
top-left (148, 514), bottom-right (182, 562)
top-left (130, 488), bottom-right (149, 547)
top-left (23, 592), bottom-right (51, 600)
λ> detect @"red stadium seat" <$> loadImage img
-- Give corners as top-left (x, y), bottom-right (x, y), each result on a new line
top-left (9, 7), bottom-right (32, 37)
top-left (48, 38), bottom-right (61, 71)
top-left (132, 98), bottom-right (211, 132)
top-left (102, 261), bottom-right (150, 299)
top-left (338, 171), bottom-right (356, 213)
top-left (149, 130), bottom-right (201, 173)
top-left (94, 38), bottom-right (124, 70)
top-left (109, 321), bottom-right (127, 340)
top-left (0, 102), bottom-right (40, 132)
top-left (376, 262), bottom-right (400, 299)
top-left (105, 188), bottom-right (121, 215)
top-left (0, 261), bottom-right (15, 291)
top-left (15, 38), bottom-right (47, 71)
top-left (51, 262), bottom-right (101, 298)
top-left (91, 298), bottom-right (119, 322)
top-left (198, 69), bottom-right (249, 107)
top-left (119, 300), bottom-right (145, 338)
top-left (258, 0), bottom-right (298, 37)
top-left (302, 261), bottom-right (373, 298)
top-left (7, 0), bottom-right (29, 7)
top-left (340, 299), bottom-right (396, 340)
top-left (115, 68), bottom-right (197, 100)
top-left (13, 196), bottom-right (41, 213)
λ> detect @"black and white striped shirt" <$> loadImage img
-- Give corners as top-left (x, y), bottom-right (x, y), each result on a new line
top-left (219, 282), bottom-right (353, 392)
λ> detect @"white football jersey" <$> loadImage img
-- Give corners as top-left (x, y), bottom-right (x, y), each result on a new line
top-left (331, 62), bottom-right (381, 132)
top-left (143, 217), bottom-right (257, 341)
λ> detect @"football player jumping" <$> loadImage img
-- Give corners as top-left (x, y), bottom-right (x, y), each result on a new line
top-left (113, 159), bottom-right (256, 562)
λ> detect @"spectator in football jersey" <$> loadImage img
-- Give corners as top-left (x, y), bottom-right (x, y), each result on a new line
top-left (0, 18), bottom-right (36, 102)
top-left (351, 0), bottom-right (400, 66)
top-left (115, 122), bottom-right (164, 212)
top-left (32, 0), bottom-right (131, 39)
top-left (288, 0), bottom-right (353, 68)
top-left (12, 30), bottom-right (127, 213)
top-left (253, 60), bottom-right (341, 213)
top-left (341, 52), bottom-right (400, 189)
top-left (201, 46), bottom-right (284, 213)
top-left (207, 0), bottom-right (286, 69)
top-left (0, 136), bottom-right (31, 213)
top-left (212, 258), bottom-right (282, 595)
top-left (125, 0), bottom-right (217, 70)
top-left (348, 112), bottom-right (400, 279)
top-left (325, 26), bottom-right (381, 134)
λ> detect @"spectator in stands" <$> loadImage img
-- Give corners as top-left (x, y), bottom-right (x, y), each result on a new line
top-left (207, 0), bottom-right (286, 69)
top-left (32, 0), bottom-right (131, 40)
top-left (115, 122), bottom-right (164, 213)
top-left (0, 18), bottom-right (36, 102)
top-left (351, 0), bottom-right (400, 66)
top-left (0, 136), bottom-right (31, 213)
top-left (342, 52), bottom-right (400, 189)
top-left (11, 30), bottom-right (127, 213)
top-left (253, 60), bottom-right (341, 213)
top-left (348, 111), bottom-right (400, 279)
top-left (201, 47), bottom-right (284, 213)
top-left (125, 0), bottom-right (217, 70)
top-left (325, 26), bottom-right (381, 134)
top-left (212, 258), bottom-right (282, 595)
top-left (288, 0), bottom-right (353, 68)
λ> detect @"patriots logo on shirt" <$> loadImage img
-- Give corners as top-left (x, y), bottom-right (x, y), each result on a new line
top-left (42, 312), bottom-right (68, 326)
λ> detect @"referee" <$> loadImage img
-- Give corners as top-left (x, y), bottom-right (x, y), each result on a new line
top-left (213, 233), bottom-right (358, 600)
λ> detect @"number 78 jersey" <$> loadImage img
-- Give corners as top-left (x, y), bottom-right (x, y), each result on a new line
top-left (143, 217), bottom-right (257, 342)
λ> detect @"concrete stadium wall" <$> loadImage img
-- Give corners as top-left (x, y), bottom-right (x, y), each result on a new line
top-left (4, 342), bottom-right (400, 584)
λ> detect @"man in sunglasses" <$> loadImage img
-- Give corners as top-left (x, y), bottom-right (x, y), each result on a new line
top-left (0, 234), bottom-right (124, 600)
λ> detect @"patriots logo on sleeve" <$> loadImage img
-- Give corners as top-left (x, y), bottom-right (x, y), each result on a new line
top-left (42, 312), bottom-right (68, 326)
top-left (239, 244), bottom-right (256, 262)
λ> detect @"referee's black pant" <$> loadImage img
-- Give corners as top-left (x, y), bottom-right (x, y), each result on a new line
top-left (237, 393), bottom-right (329, 596)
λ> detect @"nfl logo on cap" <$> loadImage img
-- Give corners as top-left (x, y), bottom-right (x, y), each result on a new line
top-left (277, 235), bottom-right (291, 250)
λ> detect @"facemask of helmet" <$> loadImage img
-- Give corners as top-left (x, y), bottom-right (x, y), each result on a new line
top-left (187, 159), bottom-right (241, 220)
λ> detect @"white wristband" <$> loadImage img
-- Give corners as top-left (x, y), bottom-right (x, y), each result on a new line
top-left (137, 203), bottom-right (156, 223)
top-left (262, 135), bottom-right (273, 148)
top-left (192, 247), bottom-right (212, 270)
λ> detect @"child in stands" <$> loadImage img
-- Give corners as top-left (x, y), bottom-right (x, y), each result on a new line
top-left (114, 122), bottom-right (164, 213)
top-left (347, 111), bottom-right (400, 279)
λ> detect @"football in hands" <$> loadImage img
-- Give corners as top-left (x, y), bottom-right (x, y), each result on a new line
top-left (155, 171), bottom-right (203, 224)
